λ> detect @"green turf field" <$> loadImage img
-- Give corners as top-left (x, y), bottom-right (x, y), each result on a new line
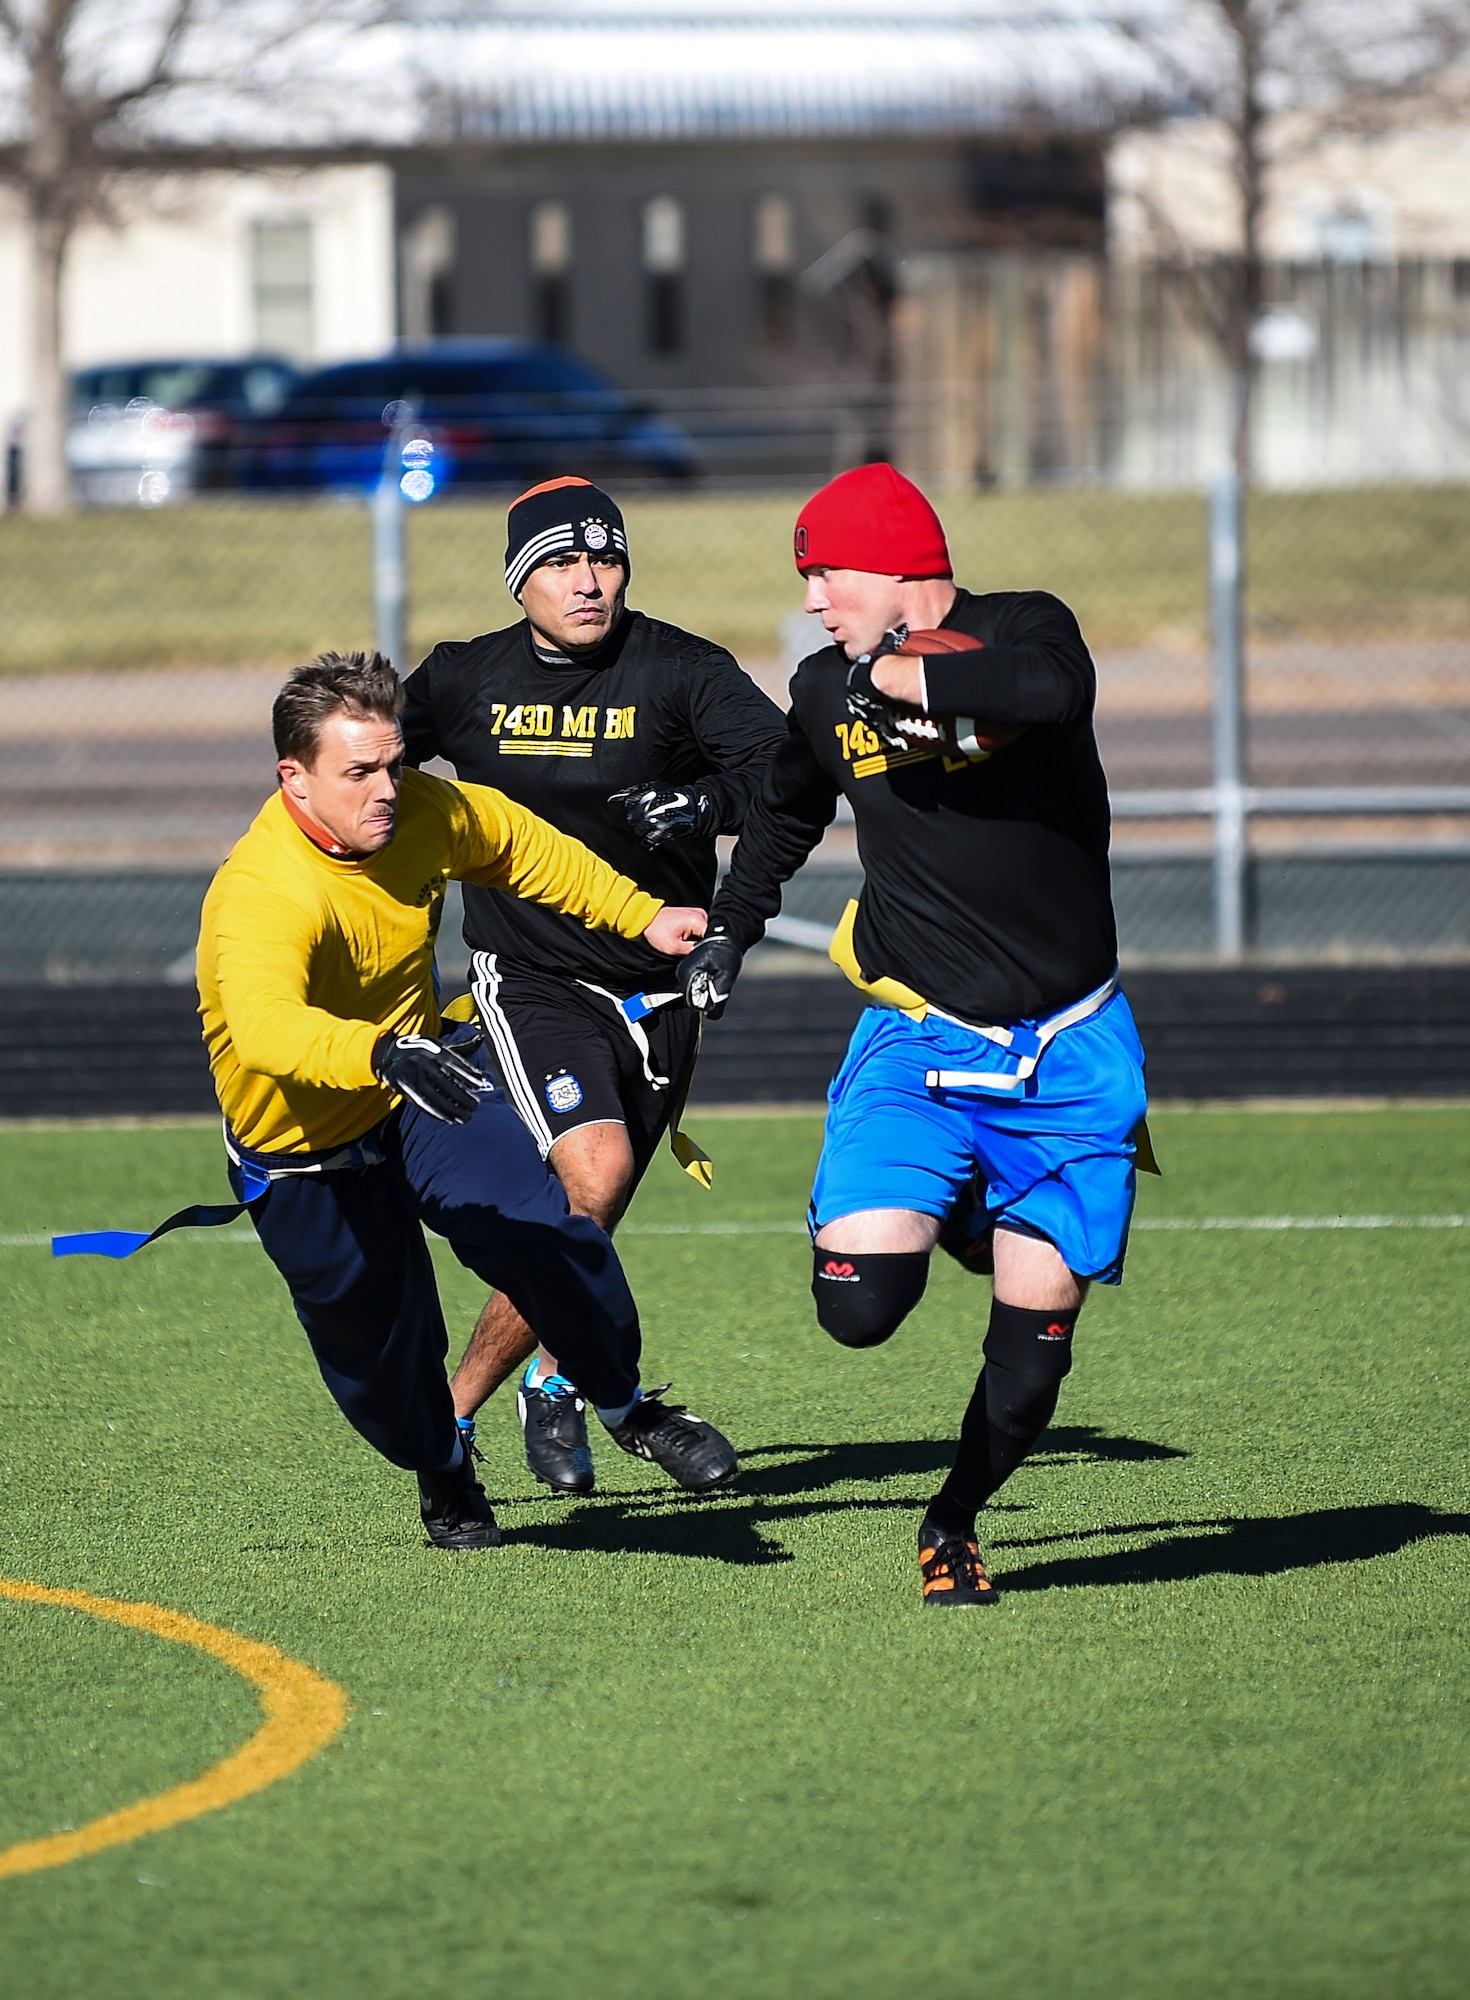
top-left (2, 1107), bottom-right (1468, 1998)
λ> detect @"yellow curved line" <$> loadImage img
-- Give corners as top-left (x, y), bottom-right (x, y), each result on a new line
top-left (0, 1578), bottom-right (348, 1881)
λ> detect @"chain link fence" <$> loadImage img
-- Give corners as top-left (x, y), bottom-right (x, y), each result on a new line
top-left (0, 481), bottom-right (1467, 982)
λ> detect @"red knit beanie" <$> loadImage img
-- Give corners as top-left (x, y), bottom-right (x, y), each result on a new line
top-left (793, 463), bottom-right (951, 579)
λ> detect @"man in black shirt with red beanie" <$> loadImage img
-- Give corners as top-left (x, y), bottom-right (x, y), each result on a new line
top-left (403, 476), bottom-right (784, 1495)
top-left (678, 463), bottom-right (1152, 1608)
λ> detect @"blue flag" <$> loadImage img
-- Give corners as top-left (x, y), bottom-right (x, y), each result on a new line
top-left (53, 1162), bottom-right (271, 1260)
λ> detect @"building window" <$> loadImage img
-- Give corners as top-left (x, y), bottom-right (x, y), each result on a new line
top-left (530, 200), bottom-right (572, 345)
top-left (642, 195), bottom-right (686, 356)
top-left (753, 192), bottom-right (797, 346)
top-left (401, 205), bottom-right (456, 342)
top-left (251, 219), bottom-right (314, 360)
top-left (1314, 200), bottom-right (1384, 264)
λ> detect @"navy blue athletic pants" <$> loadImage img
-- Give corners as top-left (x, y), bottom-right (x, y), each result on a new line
top-left (228, 1071), bottom-right (642, 1477)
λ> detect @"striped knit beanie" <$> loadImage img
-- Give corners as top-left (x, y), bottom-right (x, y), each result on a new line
top-left (504, 477), bottom-right (629, 599)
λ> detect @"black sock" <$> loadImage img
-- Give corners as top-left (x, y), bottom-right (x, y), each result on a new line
top-left (926, 1298), bottom-right (1079, 1535)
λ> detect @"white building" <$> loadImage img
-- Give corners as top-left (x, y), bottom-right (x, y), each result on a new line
top-left (1105, 110), bottom-right (1470, 487)
top-left (0, 164), bottom-right (393, 435)
top-left (0, 0), bottom-right (1157, 461)
top-left (0, 1), bottom-right (1465, 488)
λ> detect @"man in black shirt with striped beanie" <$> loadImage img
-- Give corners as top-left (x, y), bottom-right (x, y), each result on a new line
top-left (403, 477), bottom-right (785, 1496)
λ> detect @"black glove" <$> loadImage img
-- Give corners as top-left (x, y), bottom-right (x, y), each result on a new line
top-left (845, 635), bottom-right (923, 752)
top-left (372, 1032), bottom-right (485, 1125)
top-left (846, 635), bottom-right (948, 752)
top-left (676, 928), bottom-right (743, 1021)
top-left (615, 782), bottom-right (719, 847)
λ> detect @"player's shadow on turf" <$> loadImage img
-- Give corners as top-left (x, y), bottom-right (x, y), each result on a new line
top-left (992, 1503), bottom-right (1470, 1593)
top-left (735, 1427), bottom-right (1185, 1499)
top-left (735, 1439), bottom-right (951, 1497)
top-left (498, 1426), bottom-right (1193, 1566)
top-left (507, 1497), bottom-right (794, 1566)
top-left (1031, 1426), bottom-right (1188, 1465)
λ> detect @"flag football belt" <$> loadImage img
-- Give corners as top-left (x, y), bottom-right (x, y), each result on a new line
top-left (827, 899), bottom-right (1118, 1092)
top-left (577, 981), bottom-right (714, 1190)
top-left (577, 981), bottom-right (683, 1088)
top-left (922, 973), bottom-right (1119, 1095)
top-left (52, 1124), bottom-right (389, 1260)
top-left (444, 980), bottom-right (714, 1189)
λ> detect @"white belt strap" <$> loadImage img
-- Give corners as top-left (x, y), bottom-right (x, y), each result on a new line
top-left (924, 972), bottom-right (1118, 1095)
top-left (222, 1123), bottom-right (388, 1179)
top-left (577, 981), bottom-right (682, 1089)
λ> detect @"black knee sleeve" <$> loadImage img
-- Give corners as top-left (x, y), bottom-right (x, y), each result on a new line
top-left (812, 1250), bottom-right (929, 1348)
top-left (981, 1300), bottom-right (1078, 1438)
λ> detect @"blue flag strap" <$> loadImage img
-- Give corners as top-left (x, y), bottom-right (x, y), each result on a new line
top-left (616, 989), bottom-right (682, 1027)
top-left (52, 1161), bottom-right (271, 1261)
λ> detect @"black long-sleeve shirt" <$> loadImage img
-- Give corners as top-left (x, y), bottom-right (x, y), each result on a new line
top-left (402, 609), bottom-right (786, 991)
top-left (711, 587), bottom-right (1117, 1023)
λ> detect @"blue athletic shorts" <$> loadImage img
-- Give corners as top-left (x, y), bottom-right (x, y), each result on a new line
top-left (809, 992), bottom-right (1148, 1284)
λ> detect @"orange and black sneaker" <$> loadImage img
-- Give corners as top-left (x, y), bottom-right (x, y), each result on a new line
top-left (918, 1519), bottom-right (1000, 1607)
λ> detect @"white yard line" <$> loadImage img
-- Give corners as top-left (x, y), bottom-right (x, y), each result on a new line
top-left (620, 1221), bottom-right (808, 1235)
top-left (0, 1230), bottom-right (258, 1247)
top-left (4, 1214), bottom-right (1468, 1250)
top-left (1132, 1214), bottom-right (1466, 1231)
top-left (628, 1216), bottom-right (1470, 1235)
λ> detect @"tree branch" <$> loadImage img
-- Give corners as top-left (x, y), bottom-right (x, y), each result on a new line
top-left (55, 1), bottom-right (399, 135)
top-left (1113, 163), bottom-right (1235, 345)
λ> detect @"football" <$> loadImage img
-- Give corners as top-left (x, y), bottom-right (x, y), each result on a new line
top-left (893, 628), bottom-right (985, 656)
top-left (891, 628), bottom-right (1025, 755)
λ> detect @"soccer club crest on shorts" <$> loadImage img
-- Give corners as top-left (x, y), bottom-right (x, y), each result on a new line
top-left (544, 1070), bottom-right (584, 1114)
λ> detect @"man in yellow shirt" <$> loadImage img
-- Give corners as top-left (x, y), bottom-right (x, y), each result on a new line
top-left (198, 650), bottom-right (737, 1551)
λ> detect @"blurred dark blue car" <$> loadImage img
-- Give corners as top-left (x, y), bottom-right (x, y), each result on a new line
top-left (232, 341), bottom-right (696, 496)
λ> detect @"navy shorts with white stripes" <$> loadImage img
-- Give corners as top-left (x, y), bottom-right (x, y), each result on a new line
top-left (466, 953), bottom-right (699, 1181)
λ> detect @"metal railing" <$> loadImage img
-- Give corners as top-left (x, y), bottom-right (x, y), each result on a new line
top-left (2, 472), bottom-right (1468, 973)
top-left (1105, 470), bottom-right (1470, 960)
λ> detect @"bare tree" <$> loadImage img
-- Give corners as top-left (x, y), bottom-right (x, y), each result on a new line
top-left (0, 1), bottom-right (394, 512)
top-left (1110, 0), bottom-right (1470, 478)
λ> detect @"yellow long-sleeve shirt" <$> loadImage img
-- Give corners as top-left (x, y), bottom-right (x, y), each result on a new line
top-left (198, 768), bottom-right (663, 1155)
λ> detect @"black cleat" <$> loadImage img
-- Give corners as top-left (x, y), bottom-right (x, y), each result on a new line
top-left (517, 1375), bottom-right (596, 1495)
top-left (918, 1518), bottom-right (1000, 1607)
top-left (936, 1173), bottom-right (994, 1275)
top-left (418, 1453), bottom-right (501, 1551)
top-left (607, 1386), bottom-right (738, 1492)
